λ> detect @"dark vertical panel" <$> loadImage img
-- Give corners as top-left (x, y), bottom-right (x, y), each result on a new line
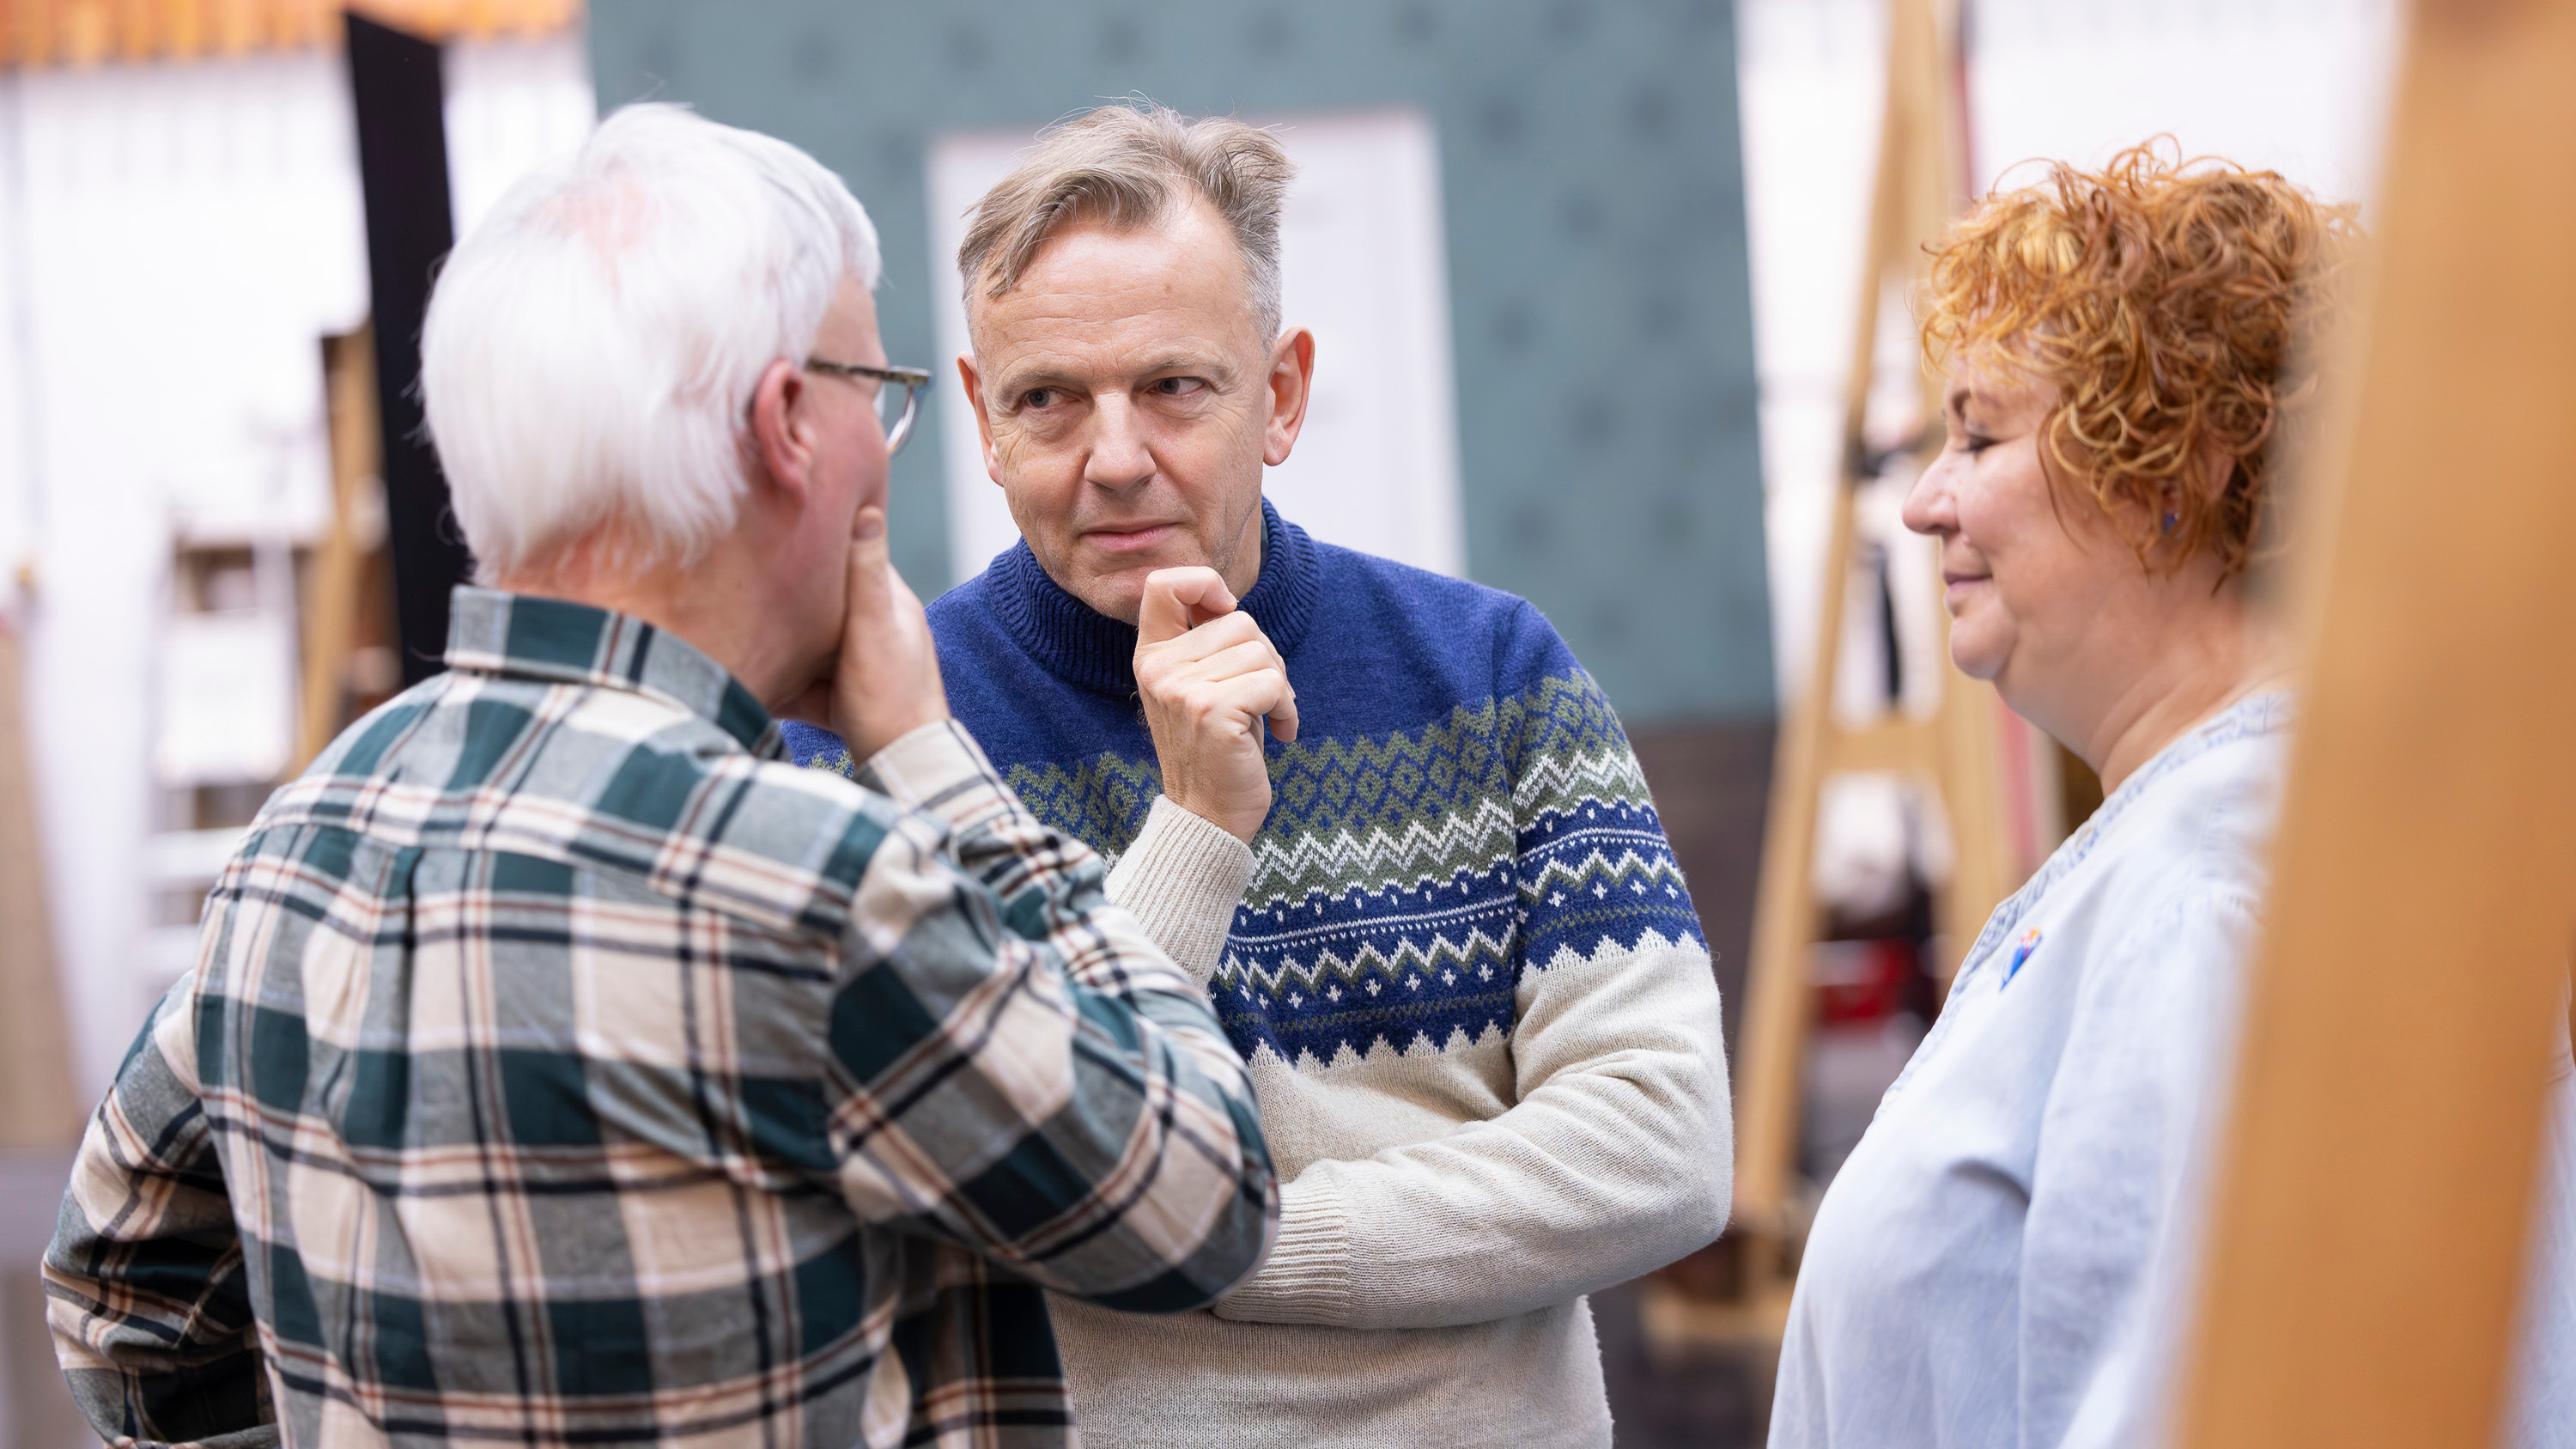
top-left (1632, 719), bottom-right (1775, 1055)
top-left (347, 13), bottom-right (474, 687)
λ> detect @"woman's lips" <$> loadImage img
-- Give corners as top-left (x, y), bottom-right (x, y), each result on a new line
top-left (1084, 523), bottom-right (1179, 554)
top-left (1943, 573), bottom-right (1990, 608)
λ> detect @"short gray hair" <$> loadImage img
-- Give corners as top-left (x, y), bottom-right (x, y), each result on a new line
top-left (958, 102), bottom-right (1294, 342)
top-left (422, 104), bottom-right (878, 581)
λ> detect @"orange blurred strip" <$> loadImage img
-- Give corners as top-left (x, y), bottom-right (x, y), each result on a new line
top-left (110, 0), bottom-right (146, 60)
top-left (160, 0), bottom-right (207, 60)
top-left (60, 0), bottom-right (108, 65)
top-left (210, 0), bottom-right (263, 54)
top-left (0, 0), bottom-right (577, 64)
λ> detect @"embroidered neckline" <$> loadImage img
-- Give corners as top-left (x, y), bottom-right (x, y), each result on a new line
top-left (1954, 691), bottom-right (2294, 982)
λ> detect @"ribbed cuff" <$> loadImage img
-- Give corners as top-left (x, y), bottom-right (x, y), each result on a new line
top-left (1103, 796), bottom-right (1257, 986)
top-left (860, 718), bottom-right (1002, 822)
top-left (1210, 1172), bottom-right (1354, 1325)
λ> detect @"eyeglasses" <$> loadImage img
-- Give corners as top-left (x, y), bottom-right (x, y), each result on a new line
top-left (805, 357), bottom-right (933, 456)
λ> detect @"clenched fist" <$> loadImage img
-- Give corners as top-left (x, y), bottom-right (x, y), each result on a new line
top-left (1133, 567), bottom-right (1299, 843)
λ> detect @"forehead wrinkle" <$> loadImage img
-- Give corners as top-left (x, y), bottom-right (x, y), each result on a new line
top-left (975, 202), bottom-right (1261, 337)
top-left (979, 298), bottom-right (1244, 382)
top-left (987, 346), bottom-right (1240, 397)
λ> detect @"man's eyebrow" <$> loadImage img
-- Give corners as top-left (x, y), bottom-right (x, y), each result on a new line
top-left (994, 355), bottom-right (1242, 396)
top-left (1141, 354), bottom-right (1236, 380)
top-left (990, 364), bottom-right (1088, 397)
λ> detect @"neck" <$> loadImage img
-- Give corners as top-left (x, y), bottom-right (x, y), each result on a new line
top-left (1218, 490), bottom-right (1267, 604)
top-left (2069, 596), bottom-right (2282, 795)
top-left (999, 499), bottom-right (1321, 697)
top-left (499, 535), bottom-right (818, 713)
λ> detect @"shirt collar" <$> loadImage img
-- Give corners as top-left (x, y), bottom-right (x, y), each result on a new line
top-left (442, 586), bottom-right (781, 756)
top-left (1960, 688), bottom-right (2294, 971)
top-left (990, 498), bottom-right (1322, 696)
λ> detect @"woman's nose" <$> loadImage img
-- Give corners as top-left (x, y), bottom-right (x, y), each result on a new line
top-left (1901, 454), bottom-right (1957, 536)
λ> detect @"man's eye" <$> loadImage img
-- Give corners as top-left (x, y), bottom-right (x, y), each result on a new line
top-left (1151, 377), bottom-right (1206, 397)
top-left (1022, 388), bottom-right (1057, 410)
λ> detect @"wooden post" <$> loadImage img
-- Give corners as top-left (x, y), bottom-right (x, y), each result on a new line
top-left (1732, 0), bottom-right (1990, 1243)
top-left (0, 619), bottom-right (79, 1149)
top-left (1648, 0), bottom-right (2029, 1353)
top-left (2173, 0), bottom-right (2576, 1443)
top-left (295, 326), bottom-right (380, 771)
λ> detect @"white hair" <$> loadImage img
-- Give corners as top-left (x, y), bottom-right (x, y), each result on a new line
top-left (421, 102), bottom-right (879, 581)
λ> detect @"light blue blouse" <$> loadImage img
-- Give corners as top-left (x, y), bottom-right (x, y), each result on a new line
top-left (1768, 692), bottom-right (2575, 1448)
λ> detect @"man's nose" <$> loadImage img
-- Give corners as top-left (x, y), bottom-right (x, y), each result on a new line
top-left (1084, 395), bottom-right (1154, 492)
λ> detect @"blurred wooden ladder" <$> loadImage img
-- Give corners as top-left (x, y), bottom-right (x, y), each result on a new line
top-left (1643, 0), bottom-right (2023, 1353)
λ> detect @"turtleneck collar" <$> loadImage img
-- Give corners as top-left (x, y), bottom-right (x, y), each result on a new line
top-left (991, 498), bottom-right (1321, 697)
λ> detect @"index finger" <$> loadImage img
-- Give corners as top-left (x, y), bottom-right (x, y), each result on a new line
top-left (1136, 566), bottom-right (1239, 646)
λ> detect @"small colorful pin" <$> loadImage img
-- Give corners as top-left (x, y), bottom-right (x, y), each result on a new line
top-left (2004, 926), bottom-right (2043, 985)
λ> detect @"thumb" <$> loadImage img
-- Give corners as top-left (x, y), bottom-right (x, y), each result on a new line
top-left (1137, 566), bottom-right (1236, 647)
top-left (845, 506), bottom-right (893, 629)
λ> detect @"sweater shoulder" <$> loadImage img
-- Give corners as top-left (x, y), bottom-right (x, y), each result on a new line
top-left (1300, 541), bottom-right (1583, 706)
top-left (1310, 545), bottom-right (1620, 750)
top-left (926, 563), bottom-right (1009, 636)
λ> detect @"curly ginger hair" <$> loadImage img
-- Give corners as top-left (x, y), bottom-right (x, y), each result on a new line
top-left (1919, 143), bottom-right (2362, 579)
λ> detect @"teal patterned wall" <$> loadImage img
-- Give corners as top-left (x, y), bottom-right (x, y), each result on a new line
top-left (587, 0), bottom-right (1772, 726)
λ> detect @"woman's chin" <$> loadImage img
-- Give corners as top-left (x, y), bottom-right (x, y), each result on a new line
top-left (1947, 638), bottom-right (2008, 684)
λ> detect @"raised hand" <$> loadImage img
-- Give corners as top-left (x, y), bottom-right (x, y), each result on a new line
top-left (827, 505), bottom-right (951, 759)
top-left (1133, 566), bottom-right (1299, 843)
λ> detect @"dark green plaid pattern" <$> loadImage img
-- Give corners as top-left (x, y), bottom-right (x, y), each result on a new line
top-left (45, 588), bottom-right (1276, 1448)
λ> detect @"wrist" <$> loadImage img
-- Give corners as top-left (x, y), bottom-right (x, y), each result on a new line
top-left (1166, 787), bottom-right (1264, 843)
top-left (861, 717), bottom-right (992, 814)
top-left (1106, 796), bottom-right (1258, 983)
top-left (837, 700), bottom-right (951, 762)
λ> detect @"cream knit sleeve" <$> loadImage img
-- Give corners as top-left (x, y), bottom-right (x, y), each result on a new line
top-left (1212, 935), bottom-right (1733, 1330)
top-left (1103, 795), bottom-right (1258, 986)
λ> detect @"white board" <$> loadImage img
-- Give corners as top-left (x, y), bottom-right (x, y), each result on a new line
top-left (926, 107), bottom-right (1465, 586)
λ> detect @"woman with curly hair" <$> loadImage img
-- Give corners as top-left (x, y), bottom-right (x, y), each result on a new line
top-left (1768, 147), bottom-right (2568, 1446)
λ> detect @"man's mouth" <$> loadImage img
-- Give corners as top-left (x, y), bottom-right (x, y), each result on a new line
top-left (1084, 522), bottom-right (1180, 554)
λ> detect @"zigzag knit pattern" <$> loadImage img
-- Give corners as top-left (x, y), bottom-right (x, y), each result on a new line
top-left (783, 504), bottom-right (1704, 1071)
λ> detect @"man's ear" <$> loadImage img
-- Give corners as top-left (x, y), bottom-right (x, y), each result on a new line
top-left (957, 353), bottom-right (1003, 483)
top-left (1263, 327), bottom-right (1316, 467)
top-left (748, 357), bottom-right (814, 500)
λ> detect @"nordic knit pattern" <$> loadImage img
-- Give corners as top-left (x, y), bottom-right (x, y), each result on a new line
top-left (787, 503), bottom-right (1733, 1446)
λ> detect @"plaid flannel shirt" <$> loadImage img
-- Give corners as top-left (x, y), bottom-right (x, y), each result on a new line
top-left (45, 588), bottom-right (1277, 1448)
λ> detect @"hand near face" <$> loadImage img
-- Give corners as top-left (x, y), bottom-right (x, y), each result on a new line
top-left (819, 506), bottom-right (951, 759)
top-left (1134, 566), bottom-right (1298, 843)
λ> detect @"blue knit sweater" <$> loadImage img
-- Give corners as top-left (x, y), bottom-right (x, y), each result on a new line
top-left (785, 502), bottom-right (1703, 1071)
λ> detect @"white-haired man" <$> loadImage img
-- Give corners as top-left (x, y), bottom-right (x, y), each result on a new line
top-left (787, 102), bottom-right (1732, 1446)
top-left (46, 104), bottom-right (1274, 1449)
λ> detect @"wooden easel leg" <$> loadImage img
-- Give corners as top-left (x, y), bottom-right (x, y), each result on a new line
top-left (2174, 1), bottom-right (2576, 1442)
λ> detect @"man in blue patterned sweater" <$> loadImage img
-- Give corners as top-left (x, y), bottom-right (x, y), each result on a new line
top-left (789, 103), bottom-right (1731, 1446)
